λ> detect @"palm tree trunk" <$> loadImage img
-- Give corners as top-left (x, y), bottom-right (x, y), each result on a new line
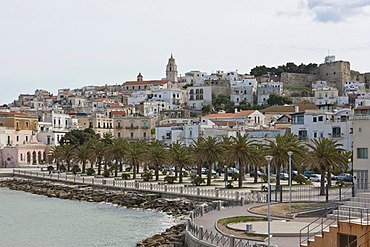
top-left (133, 162), bottom-right (136, 179)
top-left (254, 165), bottom-right (258, 183)
top-left (327, 166), bottom-right (332, 187)
top-left (155, 164), bottom-right (159, 181)
top-left (136, 163), bottom-right (139, 174)
top-left (119, 162), bottom-right (123, 172)
top-left (198, 164), bottom-right (202, 178)
top-left (82, 161), bottom-right (86, 174)
top-left (67, 161), bottom-right (71, 172)
top-left (97, 160), bottom-right (101, 175)
top-left (207, 162), bottom-right (212, 186)
top-left (320, 169), bottom-right (326, 195)
top-left (238, 159), bottom-right (243, 188)
top-left (175, 166), bottom-right (178, 179)
top-left (114, 161), bottom-right (118, 177)
top-left (276, 166), bottom-right (281, 186)
top-left (179, 165), bottom-right (183, 183)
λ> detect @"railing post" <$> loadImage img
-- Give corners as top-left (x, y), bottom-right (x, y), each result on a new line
top-left (235, 191), bottom-right (240, 201)
top-left (92, 178), bottom-right (94, 184)
top-left (82, 177), bottom-right (84, 183)
top-left (229, 235), bottom-right (235, 247)
top-left (150, 184), bottom-right (153, 191)
top-left (326, 184), bottom-right (329, 202)
top-left (339, 184), bottom-right (342, 202)
top-left (197, 187), bottom-right (200, 196)
top-left (180, 187), bottom-right (183, 194)
top-left (74, 176), bottom-right (76, 182)
top-left (124, 181), bottom-right (127, 187)
top-left (201, 205), bottom-right (205, 216)
top-left (215, 189), bottom-right (219, 198)
top-left (65, 175), bottom-right (68, 181)
top-left (164, 185), bottom-right (167, 192)
top-left (199, 226), bottom-right (204, 240)
top-left (112, 180), bottom-right (115, 186)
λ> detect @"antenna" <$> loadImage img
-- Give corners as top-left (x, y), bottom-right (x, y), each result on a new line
top-left (328, 49), bottom-right (330, 55)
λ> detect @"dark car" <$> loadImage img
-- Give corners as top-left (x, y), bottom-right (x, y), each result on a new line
top-left (249, 170), bottom-right (264, 177)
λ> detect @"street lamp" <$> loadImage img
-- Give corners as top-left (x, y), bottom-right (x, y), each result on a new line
top-left (265, 155), bottom-right (273, 247)
top-left (349, 158), bottom-right (355, 197)
top-left (288, 151), bottom-right (293, 216)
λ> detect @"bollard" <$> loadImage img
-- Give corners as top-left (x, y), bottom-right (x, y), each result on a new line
top-left (240, 196), bottom-right (245, 206)
top-left (197, 187), bottom-right (200, 196)
top-left (217, 201), bottom-right (222, 211)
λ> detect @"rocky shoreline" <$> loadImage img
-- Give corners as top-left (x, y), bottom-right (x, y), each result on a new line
top-left (0, 177), bottom-right (200, 247)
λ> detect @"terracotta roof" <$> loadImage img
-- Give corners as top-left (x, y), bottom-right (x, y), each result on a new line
top-left (203, 110), bottom-right (255, 119)
top-left (158, 123), bottom-right (186, 127)
top-left (211, 120), bottom-right (240, 127)
top-left (105, 102), bottom-right (122, 107)
top-left (94, 98), bottom-right (107, 102)
top-left (276, 114), bottom-right (292, 121)
top-left (112, 111), bottom-right (126, 116)
top-left (124, 80), bottom-right (169, 86)
top-left (355, 106), bottom-right (370, 110)
top-left (261, 104), bottom-right (318, 113)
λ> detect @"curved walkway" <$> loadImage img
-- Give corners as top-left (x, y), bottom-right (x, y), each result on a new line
top-left (193, 204), bottom-right (317, 247)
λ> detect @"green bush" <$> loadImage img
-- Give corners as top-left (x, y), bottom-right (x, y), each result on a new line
top-left (164, 176), bottom-right (177, 184)
top-left (71, 165), bottom-right (81, 174)
top-left (162, 170), bottom-right (167, 175)
top-left (142, 172), bottom-right (153, 182)
top-left (296, 174), bottom-right (307, 185)
top-left (59, 164), bottom-right (66, 172)
top-left (125, 167), bottom-right (132, 172)
top-left (122, 173), bottom-right (130, 180)
top-left (191, 176), bottom-right (205, 186)
top-left (86, 168), bottom-right (95, 176)
top-left (261, 174), bottom-right (268, 183)
top-left (103, 169), bottom-right (110, 178)
top-left (231, 173), bottom-right (238, 181)
top-left (183, 171), bottom-right (189, 177)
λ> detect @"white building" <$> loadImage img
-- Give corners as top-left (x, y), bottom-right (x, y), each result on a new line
top-left (312, 81), bottom-right (329, 90)
top-left (187, 86), bottom-right (212, 110)
top-left (313, 87), bottom-right (339, 106)
top-left (155, 123), bottom-right (199, 146)
top-left (230, 78), bottom-right (258, 105)
top-left (290, 109), bottom-right (352, 151)
top-left (344, 81), bottom-right (366, 94)
top-left (257, 81), bottom-right (283, 105)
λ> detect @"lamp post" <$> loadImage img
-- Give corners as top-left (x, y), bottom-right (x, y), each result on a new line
top-left (288, 151), bottom-right (293, 216)
top-left (349, 158), bottom-right (355, 197)
top-left (224, 165), bottom-right (228, 189)
top-left (265, 155), bottom-right (273, 247)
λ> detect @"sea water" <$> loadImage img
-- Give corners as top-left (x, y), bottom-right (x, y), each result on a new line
top-left (0, 187), bottom-right (174, 247)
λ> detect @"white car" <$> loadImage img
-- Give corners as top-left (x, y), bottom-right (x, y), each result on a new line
top-left (310, 174), bottom-right (326, 182)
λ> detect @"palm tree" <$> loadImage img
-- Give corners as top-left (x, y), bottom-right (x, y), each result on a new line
top-left (219, 136), bottom-right (232, 178)
top-left (148, 141), bottom-right (168, 181)
top-left (73, 143), bottom-right (90, 174)
top-left (91, 141), bottom-right (107, 175)
top-left (106, 138), bottom-right (127, 177)
top-left (169, 142), bottom-right (193, 183)
top-left (192, 136), bottom-right (222, 186)
top-left (304, 138), bottom-right (348, 195)
top-left (251, 143), bottom-right (265, 183)
top-left (125, 140), bottom-right (147, 180)
top-left (262, 133), bottom-right (304, 186)
top-left (48, 145), bottom-right (63, 171)
top-left (224, 133), bottom-right (258, 188)
top-left (60, 144), bottom-right (76, 172)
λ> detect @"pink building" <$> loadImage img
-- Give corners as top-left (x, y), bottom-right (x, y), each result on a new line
top-left (113, 115), bottom-right (156, 140)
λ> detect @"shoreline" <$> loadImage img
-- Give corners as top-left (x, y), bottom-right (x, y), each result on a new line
top-left (0, 177), bottom-right (200, 247)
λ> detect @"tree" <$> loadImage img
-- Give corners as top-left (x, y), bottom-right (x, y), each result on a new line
top-left (106, 138), bottom-right (127, 177)
top-left (60, 144), bottom-right (76, 172)
top-left (90, 141), bottom-right (107, 176)
top-left (60, 129), bottom-right (98, 146)
top-left (169, 142), bottom-right (193, 183)
top-left (48, 146), bottom-right (63, 171)
top-left (202, 104), bottom-right (212, 115)
top-left (223, 134), bottom-right (258, 188)
top-left (262, 133), bottom-right (304, 186)
top-left (148, 141), bottom-right (168, 181)
top-left (304, 138), bottom-right (348, 195)
top-left (267, 94), bottom-right (292, 106)
top-left (125, 140), bottom-right (147, 180)
top-left (73, 143), bottom-right (90, 174)
top-left (192, 137), bottom-right (222, 186)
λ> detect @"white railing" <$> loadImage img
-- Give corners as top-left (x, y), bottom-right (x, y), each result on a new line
top-left (186, 202), bottom-right (263, 247)
top-left (12, 169), bottom-right (267, 203)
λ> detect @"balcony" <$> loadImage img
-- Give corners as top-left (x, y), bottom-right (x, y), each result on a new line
top-left (125, 126), bottom-right (139, 129)
top-left (116, 126), bottom-right (122, 129)
top-left (142, 126), bottom-right (149, 129)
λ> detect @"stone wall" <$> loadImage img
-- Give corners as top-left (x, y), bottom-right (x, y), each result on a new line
top-left (280, 72), bottom-right (316, 88)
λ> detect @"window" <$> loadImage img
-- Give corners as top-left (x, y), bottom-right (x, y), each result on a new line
top-left (26, 136), bottom-right (28, 142)
top-left (16, 136), bottom-right (19, 142)
top-left (130, 121), bottom-right (134, 128)
top-left (358, 148), bottom-right (368, 159)
top-left (143, 132), bottom-right (147, 139)
top-left (313, 117), bottom-right (317, 122)
top-left (318, 116), bottom-right (323, 121)
top-left (117, 132), bottom-right (121, 138)
top-left (25, 121), bottom-right (29, 128)
top-left (332, 127), bottom-right (341, 138)
top-left (298, 130), bottom-right (307, 140)
top-left (142, 121), bottom-right (147, 129)
top-left (130, 132), bottom-right (134, 139)
top-left (313, 132), bottom-right (317, 138)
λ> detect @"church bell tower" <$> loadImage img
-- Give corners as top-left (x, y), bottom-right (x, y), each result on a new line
top-left (166, 54), bottom-right (178, 82)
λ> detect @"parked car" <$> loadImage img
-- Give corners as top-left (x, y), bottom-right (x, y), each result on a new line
top-left (310, 174), bottom-right (326, 182)
top-left (226, 167), bottom-right (239, 175)
top-left (201, 168), bottom-right (217, 175)
top-left (336, 173), bottom-right (353, 182)
top-left (280, 172), bottom-right (289, 180)
top-left (291, 170), bottom-right (298, 180)
top-left (303, 171), bottom-right (314, 179)
top-left (249, 170), bottom-right (264, 177)
top-left (326, 172), bottom-right (337, 180)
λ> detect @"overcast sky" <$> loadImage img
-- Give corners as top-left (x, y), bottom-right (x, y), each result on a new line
top-left (1, 0), bottom-right (370, 104)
